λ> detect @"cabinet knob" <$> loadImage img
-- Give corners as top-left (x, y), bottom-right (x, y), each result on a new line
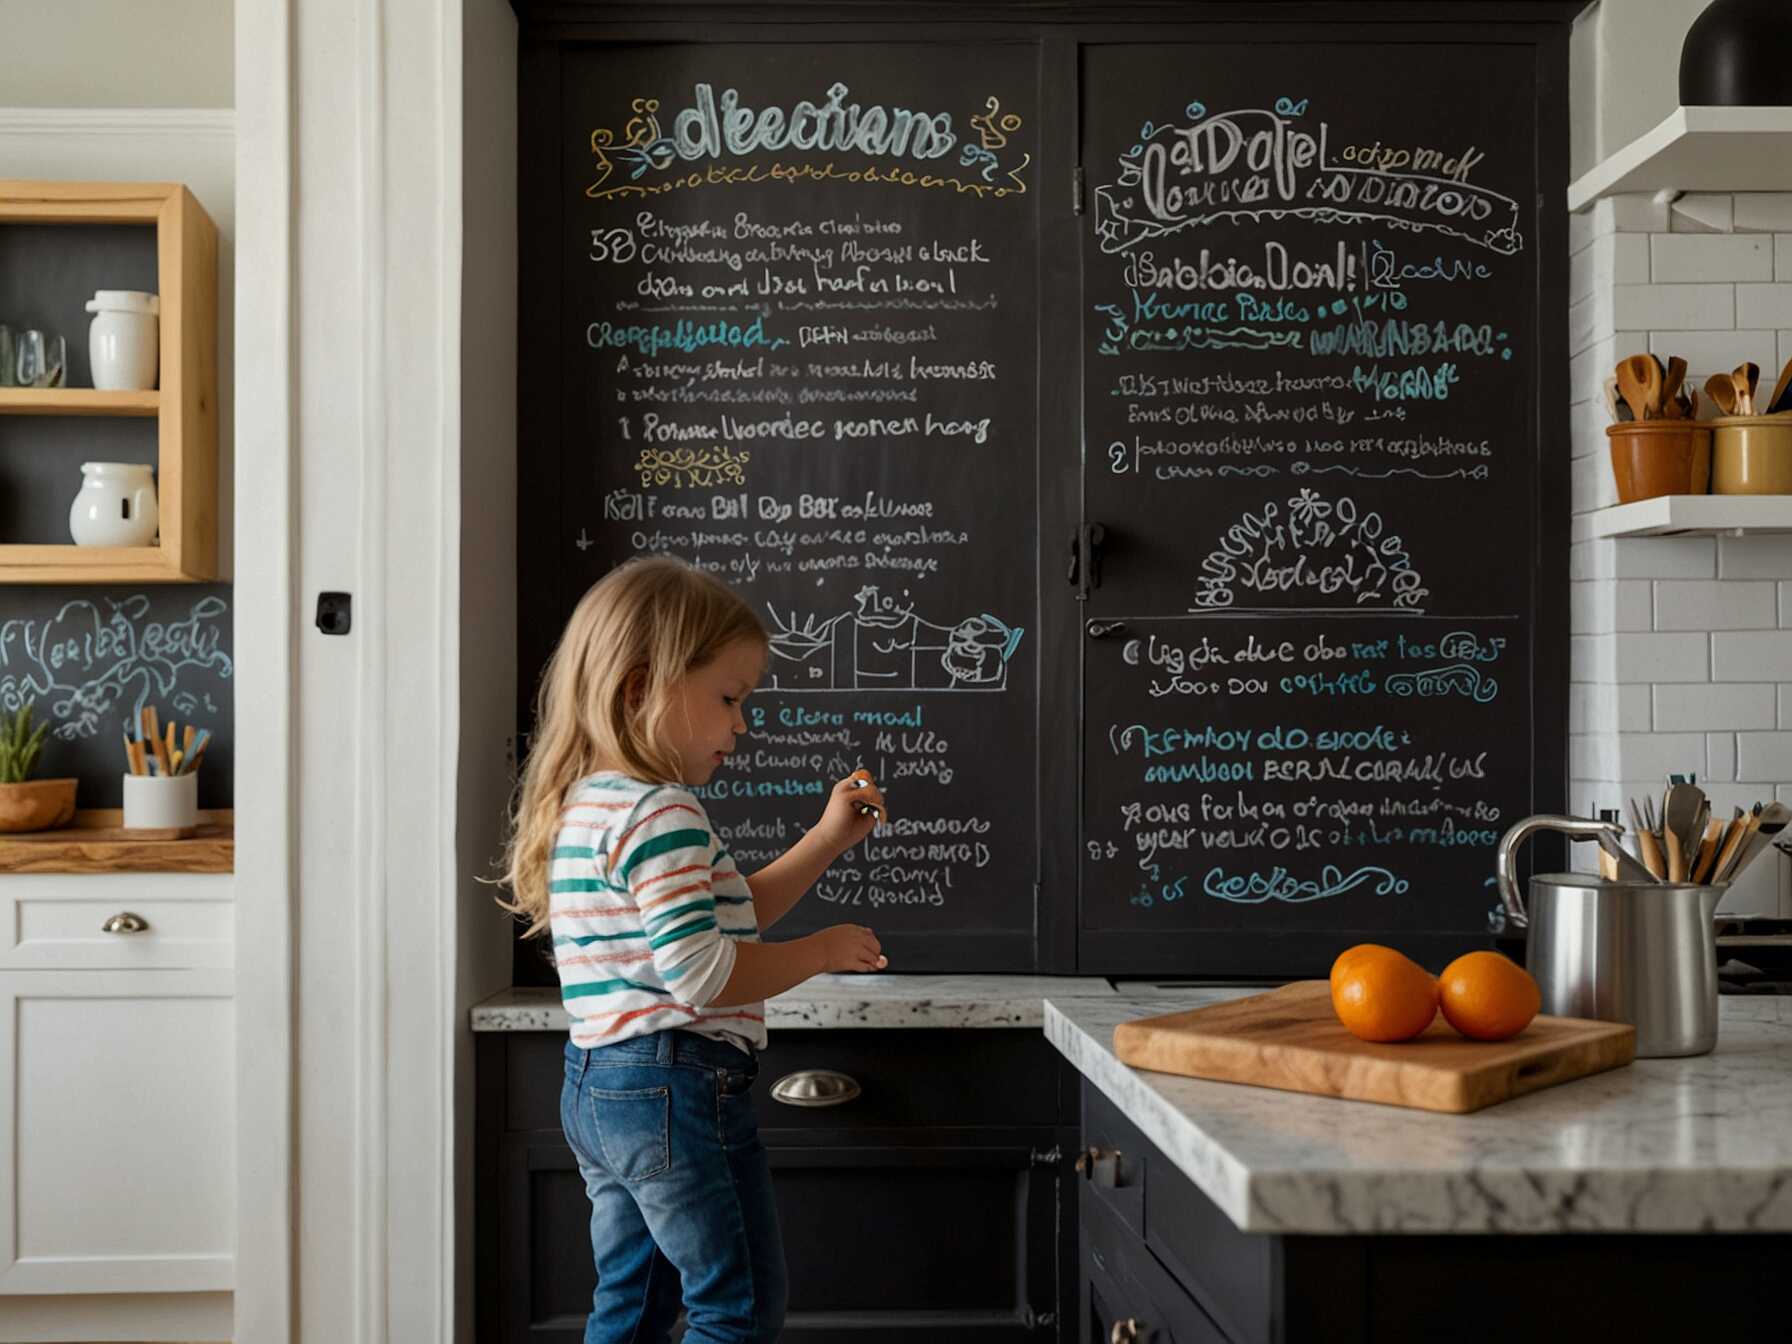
top-left (101, 912), bottom-right (149, 934)
top-left (1111, 1319), bottom-right (1144, 1344)
top-left (1074, 1145), bottom-right (1117, 1176)
top-left (769, 1069), bottom-right (861, 1108)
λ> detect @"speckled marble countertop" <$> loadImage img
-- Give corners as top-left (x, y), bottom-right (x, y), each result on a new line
top-left (1046, 990), bottom-right (1792, 1236)
top-left (470, 973), bottom-right (1117, 1032)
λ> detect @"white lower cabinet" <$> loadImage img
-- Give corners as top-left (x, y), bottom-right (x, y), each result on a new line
top-left (0, 967), bottom-right (235, 1296)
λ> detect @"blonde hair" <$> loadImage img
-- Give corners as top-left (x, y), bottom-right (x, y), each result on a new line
top-left (492, 555), bottom-right (767, 939)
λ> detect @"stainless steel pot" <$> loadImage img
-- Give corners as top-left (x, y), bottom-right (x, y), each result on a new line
top-left (1496, 814), bottom-right (1724, 1058)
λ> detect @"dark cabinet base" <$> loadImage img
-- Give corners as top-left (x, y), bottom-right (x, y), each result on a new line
top-left (478, 1029), bottom-right (1080, 1343)
top-left (1078, 1080), bottom-right (1790, 1344)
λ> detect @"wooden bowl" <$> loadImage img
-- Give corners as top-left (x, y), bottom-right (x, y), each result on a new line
top-left (0, 778), bottom-right (77, 833)
top-left (1606, 422), bottom-right (1711, 503)
top-left (1711, 415), bottom-right (1792, 494)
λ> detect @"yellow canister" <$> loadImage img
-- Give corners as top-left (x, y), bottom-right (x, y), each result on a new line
top-left (1711, 414), bottom-right (1792, 494)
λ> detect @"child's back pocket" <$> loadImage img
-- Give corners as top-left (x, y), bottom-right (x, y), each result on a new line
top-left (587, 1085), bottom-right (671, 1181)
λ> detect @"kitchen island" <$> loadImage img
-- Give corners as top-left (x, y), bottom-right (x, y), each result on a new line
top-left (1050, 988), bottom-right (1792, 1342)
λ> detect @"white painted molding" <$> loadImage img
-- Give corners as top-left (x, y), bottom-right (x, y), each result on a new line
top-left (233, 0), bottom-right (296, 1340)
top-left (0, 107), bottom-right (234, 138)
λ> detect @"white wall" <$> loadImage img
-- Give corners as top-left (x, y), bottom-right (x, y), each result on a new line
top-left (0, 0), bottom-right (232, 107)
top-left (1571, 0), bottom-right (1714, 179)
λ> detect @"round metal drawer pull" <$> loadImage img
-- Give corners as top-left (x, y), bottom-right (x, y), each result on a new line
top-left (769, 1069), bottom-right (861, 1108)
top-left (1074, 1145), bottom-right (1117, 1175)
top-left (1111, 1319), bottom-right (1143, 1344)
top-left (101, 912), bottom-right (149, 934)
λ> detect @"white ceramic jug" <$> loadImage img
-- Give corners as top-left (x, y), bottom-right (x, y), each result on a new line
top-left (68, 462), bottom-right (158, 546)
top-left (84, 290), bottom-right (159, 391)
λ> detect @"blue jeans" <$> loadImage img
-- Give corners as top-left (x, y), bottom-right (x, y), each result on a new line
top-left (561, 1032), bottom-right (787, 1344)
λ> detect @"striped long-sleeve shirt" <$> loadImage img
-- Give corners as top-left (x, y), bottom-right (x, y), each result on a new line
top-left (549, 772), bottom-right (766, 1054)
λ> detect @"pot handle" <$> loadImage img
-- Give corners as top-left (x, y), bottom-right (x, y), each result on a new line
top-left (1494, 815), bottom-right (1622, 929)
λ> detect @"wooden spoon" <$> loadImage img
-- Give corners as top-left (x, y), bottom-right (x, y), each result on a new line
top-left (1616, 354), bottom-right (1661, 420)
top-left (1733, 362), bottom-right (1760, 417)
top-left (1764, 355), bottom-right (1792, 416)
top-left (1660, 356), bottom-right (1688, 418)
top-left (1705, 372), bottom-right (1738, 417)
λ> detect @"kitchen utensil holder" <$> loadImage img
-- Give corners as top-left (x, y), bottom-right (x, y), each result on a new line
top-left (1606, 421), bottom-right (1711, 503)
top-left (1710, 415), bottom-right (1792, 494)
top-left (122, 771), bottom-right (197, 832)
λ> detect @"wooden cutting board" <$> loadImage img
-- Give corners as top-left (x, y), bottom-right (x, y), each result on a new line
top-left (1113, 981), bottom-right (1636, 1114)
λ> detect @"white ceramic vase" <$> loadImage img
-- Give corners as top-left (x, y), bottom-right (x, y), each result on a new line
top-left (84, 290), bottom-right (159, 391)
top-left (68, 461), bottom-right (158, 547)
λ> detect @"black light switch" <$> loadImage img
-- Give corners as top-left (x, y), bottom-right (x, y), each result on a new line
top-left (316, 592), bottom-right (352, 635)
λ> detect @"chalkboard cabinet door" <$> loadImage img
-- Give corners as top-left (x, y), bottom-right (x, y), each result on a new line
top-left (479, 1028), bottom-right (1081, 1342)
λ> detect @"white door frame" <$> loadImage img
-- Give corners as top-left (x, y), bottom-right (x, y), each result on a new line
top-left (235, 1), bottom-right (467, 1339)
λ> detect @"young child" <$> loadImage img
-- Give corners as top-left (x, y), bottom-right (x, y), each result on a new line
top-left (496, 554), bottom-right (889, 1344)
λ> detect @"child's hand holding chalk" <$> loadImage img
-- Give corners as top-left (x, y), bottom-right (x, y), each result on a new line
top-left (814, 768), bottom-right (889, 855)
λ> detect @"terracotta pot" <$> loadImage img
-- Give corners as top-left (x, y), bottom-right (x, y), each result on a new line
top-left (0, 778), bottom-right (77, 833)
top-left (1711, 415), bottom-right (1792, 494)
top-left (1607, 422), bottom-right (1712, 503)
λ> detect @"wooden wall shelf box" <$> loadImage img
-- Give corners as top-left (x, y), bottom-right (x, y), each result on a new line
top-left (1568, 106), bottom-right (1792, 211)
top-left (0, 180), bottom-right (219, 583)
top-left (0, 808), bottom-right (233, 874)
top-left (1589, 494), bottom-right (1792, 538)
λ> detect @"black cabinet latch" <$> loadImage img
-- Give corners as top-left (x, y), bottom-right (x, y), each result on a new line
top-left (315, 592), bottom-right (352, 635)
top-left (1067, 523), bottom-right (1106, 599)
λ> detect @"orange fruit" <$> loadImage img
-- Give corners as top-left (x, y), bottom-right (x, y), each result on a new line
top-left (1330, 946), bottom-right (1438, 1043)
top-left (1438, 951), bottom-right (1540, 1041)
top-left (1329, 942), bottom-right (1398, 993)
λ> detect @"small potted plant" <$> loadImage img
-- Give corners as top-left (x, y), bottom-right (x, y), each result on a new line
top-left (0, 701), bottom-right (77, 833)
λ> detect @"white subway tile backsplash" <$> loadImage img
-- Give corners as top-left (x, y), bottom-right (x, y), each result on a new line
top-left (1571, 581), bottom-right (1611, 634)
top-left (1781, 330), bottom-right (1792, 376)
top-left (1615, 580), bottom-right (1652, 631)
top-left (1652, 580), bottom-right (1779, 630)
top-left (1617, 732), bottom-right (1707, 780)
top-left (1778, 235), bottom-right (1792, 282)
top-left (1719, 535), bottom-right (1792, 579)
top-left (1571, 332), bottom-right (1650, 405)
top-left (1600, 194), bottom-right (1673, 235)
top-left (1648, 329), bottom-right (1779, 375)
top-left (1651, 233), bottom-right (1773, 282)
top-left (1570, 396), bottom-right (1610, 458)
top-left (1653, 682), bottom-right (1777, 730)
top-left (1711, 631), bottom-right (1792, 681)
top-left (1612, 536), bottom-right (1715, 579)
top-left (1736, 284), bottom-right (1792, 330)
top-left (1782, 582), bottom-right (1792, 627)
top-left (1708, 732), bottom-right (1738, 782)
top-left (1571, 634), bottom-right (1612, 683)
top-left (1781, 685), bottom-right (1792, 729)
top-left (1570, 733), bottom-right (1617, 780)
top-left (1569, 290), bottom-right (1611, 355)
top-left (1570, 682), bottom-right (1611, 733)
top-left (1572, 233), bottom-right (1650, 304)
top-left (1671, 194), bottom-right (1733, 234)
top-left (1620, 684), bottom-right (1651, 731)
top-left (1570, 449), bottom-right (1617, 515)
top-left (1736, 732), bottom-right (1792, 782)
top-left (1613, 284), bottom-right (1733, 330)
top-left (1613, 632), bottom-right (1710, 682)
top-left (1735, 195), bottom-right (1792, 233)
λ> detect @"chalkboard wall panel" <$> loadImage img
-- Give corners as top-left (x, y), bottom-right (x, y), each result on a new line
top-left (524, 40), bottom-right (1046, 974)
top-left (1076, 37), bottom-right (1566, 974)
top-left (515, 5), bottom-right (1577, 981)
top-left (0, 586), bottom-right (233, 807)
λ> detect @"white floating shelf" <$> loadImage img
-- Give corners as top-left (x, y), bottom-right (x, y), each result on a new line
top-left (1588, 494), bottom-right (1792, 539)
top-left (1567, 106), bottom-right (1792, 213)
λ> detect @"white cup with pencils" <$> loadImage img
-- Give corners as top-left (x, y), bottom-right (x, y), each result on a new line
top-left (121, 706), bottom-right (207, 832)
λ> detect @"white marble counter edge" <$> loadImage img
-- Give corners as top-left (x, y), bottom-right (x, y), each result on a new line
top-left (1044, 997), bottom-right (1792, 1236)
top-left (472, 974), bottom-right (1118, 1031)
